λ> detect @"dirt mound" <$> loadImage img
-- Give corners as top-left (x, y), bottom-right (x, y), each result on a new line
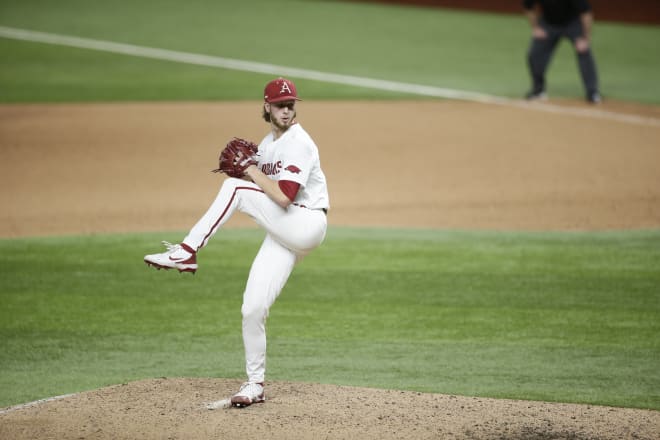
top-left (1, 378), bottom-right (658, 440)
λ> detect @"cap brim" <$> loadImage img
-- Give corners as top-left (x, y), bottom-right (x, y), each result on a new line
top-left (267, 96), bottom-right (302, 103)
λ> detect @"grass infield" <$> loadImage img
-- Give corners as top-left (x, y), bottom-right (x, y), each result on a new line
top-left (1, 228), bottom-right (658, 410)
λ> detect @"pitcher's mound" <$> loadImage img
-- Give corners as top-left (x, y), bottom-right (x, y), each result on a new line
top-left (1, 378), bottom-right (658, 439)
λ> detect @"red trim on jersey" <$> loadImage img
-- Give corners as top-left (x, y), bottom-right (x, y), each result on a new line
top-left (278, 180), bottom-right (301, 202)
top-left (200, 186), bottom-right (264, 250)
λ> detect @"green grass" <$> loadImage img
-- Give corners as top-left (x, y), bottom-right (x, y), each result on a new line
top-left (1, 228), bottom-right (659, 410)
top-left (1, 0), bottom-right (659, 103)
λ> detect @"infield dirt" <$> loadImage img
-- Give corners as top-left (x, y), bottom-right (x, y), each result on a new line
top-left (1, 99), bottom-right (659, 439)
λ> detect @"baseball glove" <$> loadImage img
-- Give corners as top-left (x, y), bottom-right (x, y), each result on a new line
top-left (212, 137), bottom-right (259, 178)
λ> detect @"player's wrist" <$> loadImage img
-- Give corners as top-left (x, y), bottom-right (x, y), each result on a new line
top-left (244, 164), bottom-right (259, 176)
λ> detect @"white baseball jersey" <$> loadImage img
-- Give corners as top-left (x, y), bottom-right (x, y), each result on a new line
top-left (256, 123), bottom-right (329, 211)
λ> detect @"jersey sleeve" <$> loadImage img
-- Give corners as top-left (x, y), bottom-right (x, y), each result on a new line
top-left (278, 180), bottom-right (301, 202)
top-left (279, 141), bottom-right (314, 187)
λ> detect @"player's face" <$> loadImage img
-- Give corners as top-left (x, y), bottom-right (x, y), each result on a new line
top-left (267, 100), bottom-right (296, 130)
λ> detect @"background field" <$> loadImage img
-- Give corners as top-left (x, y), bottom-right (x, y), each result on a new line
top-left (1, 0), bottom-right (659, 422)
top-left (1, 0), bottom-right (660, 103)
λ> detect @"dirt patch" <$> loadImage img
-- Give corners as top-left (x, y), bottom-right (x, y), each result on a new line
top-left (1, 99), bottom-right (659, 237)
top-left (1, 99), bottom-right (659, 438)
top-left (1, 378), bottom-right (659, 440)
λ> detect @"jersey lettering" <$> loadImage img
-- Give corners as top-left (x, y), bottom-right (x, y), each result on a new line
top-left (261, 161), bottom-right (282, 176)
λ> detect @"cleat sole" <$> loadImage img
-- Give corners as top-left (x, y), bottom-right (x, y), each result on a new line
top-left (145, 260), bottom-right (196, 274)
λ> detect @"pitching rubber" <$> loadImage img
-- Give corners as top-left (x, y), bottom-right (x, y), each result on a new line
top-left (205, 398), bottom-right (232, 410)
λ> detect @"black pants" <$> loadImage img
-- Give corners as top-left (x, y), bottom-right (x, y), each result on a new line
top-left (527, 18), bottom-right (599, 96)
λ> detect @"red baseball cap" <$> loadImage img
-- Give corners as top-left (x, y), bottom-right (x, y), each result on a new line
top-left (264, 77), bottom-right (301, 103)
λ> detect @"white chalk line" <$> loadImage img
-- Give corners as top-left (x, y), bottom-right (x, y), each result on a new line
top-left (0, 392), bottom-right (78, 415)
top-left (0, 390), bottom-right (231, 414)
top-left (0, 25), bottom-right (658, 127)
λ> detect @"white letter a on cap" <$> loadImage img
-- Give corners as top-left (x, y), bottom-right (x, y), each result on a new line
top-left (280, 82), bottom-right (292, 94)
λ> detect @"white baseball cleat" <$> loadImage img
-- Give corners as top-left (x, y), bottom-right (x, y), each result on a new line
top-left (230, 382), bottom-right (265, 407)
top-left (144, 241), bottom-right (197, 274)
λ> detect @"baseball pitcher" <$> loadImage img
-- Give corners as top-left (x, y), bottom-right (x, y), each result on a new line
top-left (144, 77), bottom-right (329, 407)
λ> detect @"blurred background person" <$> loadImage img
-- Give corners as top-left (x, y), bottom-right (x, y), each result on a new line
top-left (523, 0), bottom-right (601, 104)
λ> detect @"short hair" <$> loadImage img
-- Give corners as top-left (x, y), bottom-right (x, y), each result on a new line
top-left (262, 104), bottom-right (271, 123)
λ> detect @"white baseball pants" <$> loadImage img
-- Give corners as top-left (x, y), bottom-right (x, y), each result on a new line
top-left (182, 177), bottom-right (327, 383)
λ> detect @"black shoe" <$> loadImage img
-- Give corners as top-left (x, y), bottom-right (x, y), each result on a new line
top-left (525, 90), bottom-right (547, 101)
top-left (587, 91), bottom-right (602, 104)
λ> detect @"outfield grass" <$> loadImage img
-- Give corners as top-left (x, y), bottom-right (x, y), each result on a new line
top-left (1, 0), bottom-right (659, 103)
top-left (1, 228), bottom-right (658, 410)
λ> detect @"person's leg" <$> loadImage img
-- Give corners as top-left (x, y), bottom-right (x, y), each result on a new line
top-left (565, 19), bottom-right (600, 101)
top-left (182, 178), bottom-right (327, 255)
top-left (144, 178), bottom-right (326, 272)
top-left (230, 235), bottom-right (297, 407)
top-left (182, 178), bottom-right (268, 251)
top-left (145, 178), bottom-right (269, 272)
top-left (240, 234), bottom-right (297, 383)
top-left (527, 22), bottom-right (560, 97)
